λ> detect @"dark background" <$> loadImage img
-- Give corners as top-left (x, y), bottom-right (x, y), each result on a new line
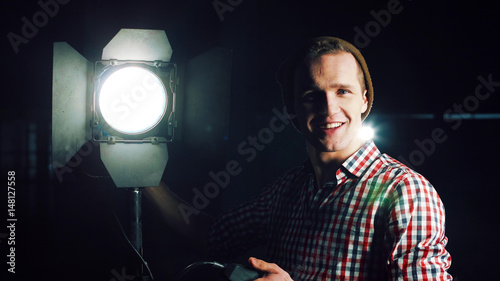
top-left (1, 0), bottom-right (499, 280)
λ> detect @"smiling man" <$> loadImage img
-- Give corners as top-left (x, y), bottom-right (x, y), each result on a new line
top-left (207, 37), bottom-right (453, 280)
top-left (293, 50), bottom-right (369, 188)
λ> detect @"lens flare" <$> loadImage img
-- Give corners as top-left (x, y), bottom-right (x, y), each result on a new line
top-left (359, 125), bottom-right (375, 140)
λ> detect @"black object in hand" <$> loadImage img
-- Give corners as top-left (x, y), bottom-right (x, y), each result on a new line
top-left (224, 264), bottom-right (262, 281)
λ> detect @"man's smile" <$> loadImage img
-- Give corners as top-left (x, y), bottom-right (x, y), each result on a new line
top-left (318, 122), bottom-right (345, 129)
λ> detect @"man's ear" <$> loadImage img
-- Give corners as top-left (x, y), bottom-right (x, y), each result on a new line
top-left (361, 89), bottom-right (368, 113)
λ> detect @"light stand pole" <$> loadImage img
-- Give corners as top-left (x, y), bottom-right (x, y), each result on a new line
top-left (129, 187), bottom-right (144, 279)
top-left (128, 187), bottom-right (155, 281)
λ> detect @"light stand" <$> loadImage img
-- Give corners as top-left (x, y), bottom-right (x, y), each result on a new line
top-left (52, 28), bottom-right (233, 281)
top-left (129, 187), bottom-right (149, 280)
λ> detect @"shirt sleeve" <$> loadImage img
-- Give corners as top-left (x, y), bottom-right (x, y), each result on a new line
top-left (206, 183), bottom-right (276, 259)
top-left (386, 172), bottom-right (453, 280)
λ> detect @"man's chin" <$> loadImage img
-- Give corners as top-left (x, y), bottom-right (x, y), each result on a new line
top-left (308, 139), bottom-right (347, 153)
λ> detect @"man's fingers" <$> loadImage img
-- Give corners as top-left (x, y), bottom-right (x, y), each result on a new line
top-left (249, 257), bottom-right (277, 273)
top-left (248, 257), bottom-right (294, 281)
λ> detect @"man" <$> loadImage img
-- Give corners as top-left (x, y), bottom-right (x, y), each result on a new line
top-left (207, 37), bottom-right (452, 280)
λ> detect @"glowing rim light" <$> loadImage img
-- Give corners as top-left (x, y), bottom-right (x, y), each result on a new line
top-left (99, 66), bottom-right (167, 134)
top-left (359, 125), bottom-right (375, 140)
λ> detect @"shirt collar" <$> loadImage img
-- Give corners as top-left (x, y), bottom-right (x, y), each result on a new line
top-left (302, 140), bottom-right (381, 178)
top-left (341, 140), bottom-right (380, 178)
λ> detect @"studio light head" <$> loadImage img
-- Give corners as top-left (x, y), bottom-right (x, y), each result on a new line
top-left (92, 29), bottom-right (177, 143)
top-left (93, 61), bottom-right (176, 142)
top-left (52, 28), bottom-right (232, 187)
top-left (52, 28), bottom-right (176, 187)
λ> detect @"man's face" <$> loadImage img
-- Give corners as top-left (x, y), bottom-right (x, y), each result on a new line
top-left (293, 52), bottom-right (368, 155)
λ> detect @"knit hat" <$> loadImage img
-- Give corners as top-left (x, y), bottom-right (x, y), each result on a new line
top-left (276, 36), bottom-right (374, 129)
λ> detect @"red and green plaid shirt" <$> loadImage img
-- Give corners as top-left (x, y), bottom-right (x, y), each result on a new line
top-left (208, 141), bottom-right (452, 280)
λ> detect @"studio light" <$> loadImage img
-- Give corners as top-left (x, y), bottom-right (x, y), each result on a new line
top-left (98, 66), bottom-right (167, 135)
top-left (52, 29), bottom-right (177, 188)
top-left (52, 28), bottom-right (233, 281)
top-left (52, 29), bottom-right (176, 281)
top-left (53, 28), bottom-right (233, 187)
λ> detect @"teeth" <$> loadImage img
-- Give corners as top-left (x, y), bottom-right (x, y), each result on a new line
top-left (321, 122), bottom-right (343, 129)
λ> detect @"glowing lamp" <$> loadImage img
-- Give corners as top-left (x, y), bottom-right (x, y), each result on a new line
top-left (98, 66), bottom-right (168, 135)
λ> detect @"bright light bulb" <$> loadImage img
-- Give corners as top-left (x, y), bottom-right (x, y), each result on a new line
top-left (359, 125), bottom-right (375, 140)
top-left (99, 66), bottom-right (167, 134)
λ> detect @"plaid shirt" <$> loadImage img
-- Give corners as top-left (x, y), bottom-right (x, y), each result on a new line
top-left (208, 141), bottom-right (452, 280)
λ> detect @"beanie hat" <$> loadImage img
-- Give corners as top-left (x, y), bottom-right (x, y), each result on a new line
top-left (276, 36), bottom-right (374, 129)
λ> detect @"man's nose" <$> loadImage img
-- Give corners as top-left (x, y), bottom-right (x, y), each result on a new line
top-left (319, 93), bottom-right (340, 116)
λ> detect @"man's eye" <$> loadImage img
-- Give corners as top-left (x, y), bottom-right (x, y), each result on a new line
top-left (303, 95), bottom-right (314, 102)
top-left (338, 89), bottom-right (350, 95)
top-left (301, 92), bottom-right (320, 102)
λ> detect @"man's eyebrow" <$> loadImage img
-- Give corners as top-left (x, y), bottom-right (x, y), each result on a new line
top-left (304, 83), bottom-right (357, 90)
top-left (298, 82), bottom-right (358, 93)
top-left (329, 83), bottom-right (357, 89)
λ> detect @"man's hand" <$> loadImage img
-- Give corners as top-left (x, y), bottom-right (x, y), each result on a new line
top-left (249, 257), bottom-right (294, 281)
